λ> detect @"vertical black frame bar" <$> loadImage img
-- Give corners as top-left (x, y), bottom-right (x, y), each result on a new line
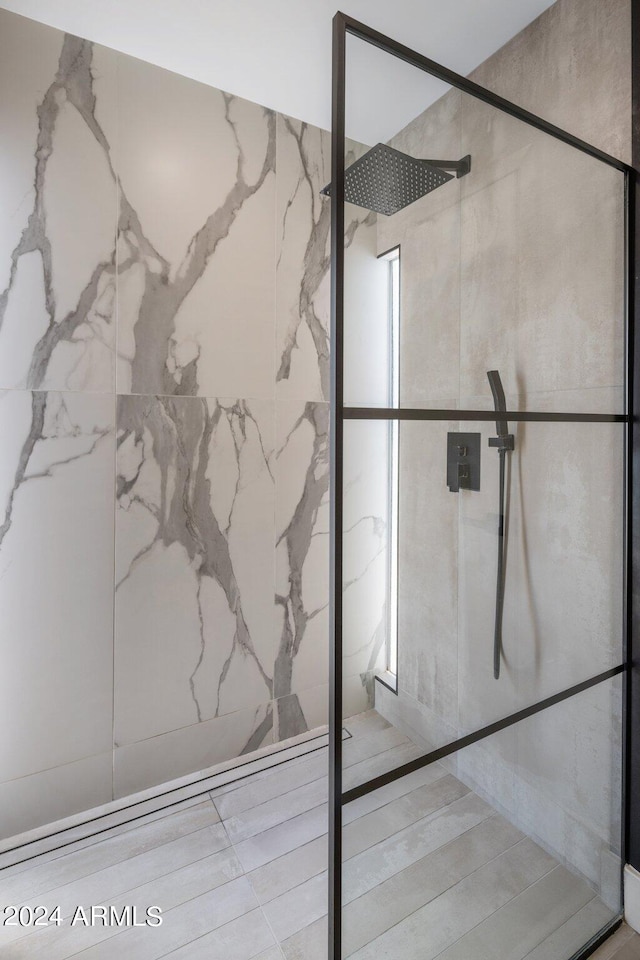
top-left (328, 11), bottom-right (346, 960)
top-left (626, 0), bottom-right (640, 873)
top-left (330, 11), bottom-right (634, 959)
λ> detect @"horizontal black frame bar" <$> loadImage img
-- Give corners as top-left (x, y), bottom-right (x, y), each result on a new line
top-left (344, 406), bottom-right (627, 423)
top-left (341, 13), bottom-right (631, 175)
top-left (342, 663), bottom-right (625, 805)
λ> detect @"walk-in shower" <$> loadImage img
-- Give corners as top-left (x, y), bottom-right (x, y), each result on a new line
top-left (331, 12), bottom-right (629, 960)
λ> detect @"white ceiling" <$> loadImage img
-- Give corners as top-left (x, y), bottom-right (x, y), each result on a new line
top-left (0, 0), bottom-right (556, 143)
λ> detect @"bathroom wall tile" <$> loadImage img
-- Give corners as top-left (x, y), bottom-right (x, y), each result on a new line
top-left (116, 54), bottom-right (276, 399)
top-left (274, 400), bottom-right (329, 736)
top-left (0, 753), bottom-right (113, 841)
top-left (276, 118), bottom-right (378, 402)
top-left (469, 0), bottom-right (631, 163)
top-left (274, 685), bottom-right (329, 739)
top-left (115, 394), bottom-right (275, 746)
top-left (376, 87), bottom-right (463, 258)
top-left (513, 677), bottom-right (622, 881)
top-left (0, 11), bottom-right (117, 392)
top-left (274, 401), bottom-right (387, 737)
top-left (113, 702), bottom-right (274, 798)
top-left (275, 118), bottom-right (330, 403)
top-left (396, 413), bottom-right (459, 728)
top-left (0, 390), bottom-right (114, 785)
top-left (342, 419), bottom-right (389, 698)
top-left (458, 96), bottom-right (624, 403)
top-left (455, 387), bottom-right (623, 738)
top-left (397, 203), bottom-right (461, 406)
top-left (343, 212), bottom-right (390, 408)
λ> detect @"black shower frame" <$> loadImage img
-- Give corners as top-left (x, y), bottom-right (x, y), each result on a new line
top-left (329, 10), bottom-right (638, 960)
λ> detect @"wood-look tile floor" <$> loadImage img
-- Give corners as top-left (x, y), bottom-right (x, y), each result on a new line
top-left (591, 925), bottom-right (640, 959)
top-left (0, 711), bottom-right (621, 959)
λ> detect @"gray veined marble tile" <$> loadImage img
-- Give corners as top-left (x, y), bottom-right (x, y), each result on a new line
top-left (274, 400), bottom-right (330, 739)
top-left (0, 390), bottom-right (115, 834)
top-left (113, 703), bottom-right (276, 798)
top-left (275, 118), bottom-right (331, 403)
top-left (275, 117), bottom-right (377, 403)
top-left (116, 54), bottom-right (276, 399)
top-left (115, 394), bottom-right (276, 748)
top-left (0, 13), bottom-right (117, 393)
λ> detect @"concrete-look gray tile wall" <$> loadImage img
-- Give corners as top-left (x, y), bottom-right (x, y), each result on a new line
top-left (374, 0), bottom-right (628, 908)
top-left (0, 7), bottom-right (387, 837)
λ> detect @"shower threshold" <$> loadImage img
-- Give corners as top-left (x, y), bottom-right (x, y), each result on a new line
top-left (0, 711), bottom-right (620, 959)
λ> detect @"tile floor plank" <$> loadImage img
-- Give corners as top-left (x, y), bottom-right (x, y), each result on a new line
top-left (522, 898), bottom-right (617, 960)
top-left (69, 875), bottom-right (259, 960)
top-left (0, 802), bottom-right (221, 905)
top-left (433, 863), bottom-right (597, 960)
top-left (342, 814), bottom-right (523, 955)
top-left (347, 839), bottom-right (557, 960)
top-left (160, 906), bottom-right (278, 960)
top-left (0, 823), bottom-right (231, 949)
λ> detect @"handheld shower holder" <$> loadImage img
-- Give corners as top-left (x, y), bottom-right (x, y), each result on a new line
top-left (489, 435), bottom-right (514, 451)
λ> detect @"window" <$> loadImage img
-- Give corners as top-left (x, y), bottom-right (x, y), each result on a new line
top-left (379, 247), bottom-right (400, 682)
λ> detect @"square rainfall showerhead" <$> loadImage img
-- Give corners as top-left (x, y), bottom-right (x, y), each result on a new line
top-left (321, 143), bottom-right (469, 216)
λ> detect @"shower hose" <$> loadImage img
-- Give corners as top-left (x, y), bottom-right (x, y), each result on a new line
top-left (493, 447), bottom-right (507, 679)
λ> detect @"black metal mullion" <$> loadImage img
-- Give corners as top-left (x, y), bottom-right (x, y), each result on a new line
top-left (329, 11), bottom-right (346, 960)
top-left (625, 0), bottom-right (640, 874)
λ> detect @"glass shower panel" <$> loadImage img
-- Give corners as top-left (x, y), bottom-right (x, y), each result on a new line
top-left (336, 24), bottom-right (627, 960)
top-left (340, 674), bottom-right (622, 959)
top-left (396, 416), bottom-right (624, 745)
top-left (341, 415), bottom-right (624, 784)
top-left (339, 25), bottom-right (626, 768)
top-left (342, 418), bottom-right (391, 719)
top-left (369, 82), bottom-right (626, 417)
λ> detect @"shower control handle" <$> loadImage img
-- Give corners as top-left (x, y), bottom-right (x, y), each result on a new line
top-left (447, 432), bottom-right (481, 493)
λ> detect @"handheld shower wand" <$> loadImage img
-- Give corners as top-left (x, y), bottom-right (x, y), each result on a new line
top-left (487, 371), bottom-right (514, 679)
top-left (487, 370), bottom-right (509, 439)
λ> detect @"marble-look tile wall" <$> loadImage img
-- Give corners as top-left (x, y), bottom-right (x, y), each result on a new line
top-left (0, 7), bottom-right (383, 836)
top-left (374, 0), bottom-right (628, 907)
